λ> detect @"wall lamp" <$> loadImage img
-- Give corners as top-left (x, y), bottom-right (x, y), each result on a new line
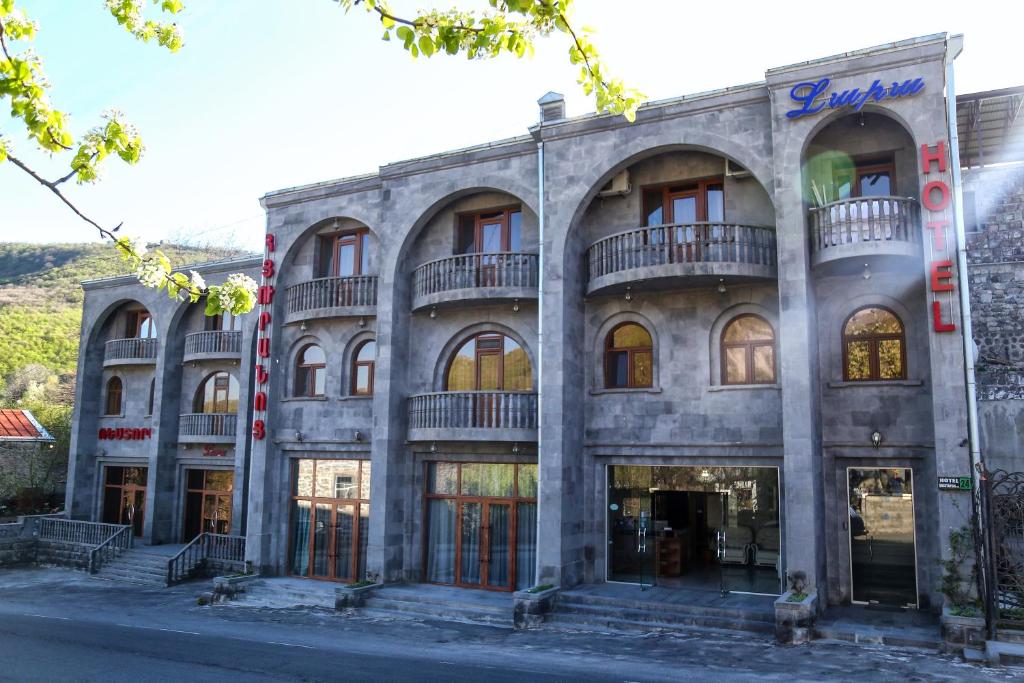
top-left (871, 430), bottom-right (883, 449)
top-left (354, 430), bottom-right (362, 443)
top-left (624, 286), bottom-right (632, 303)
top-left (296, 430), bottom-right (304, 442)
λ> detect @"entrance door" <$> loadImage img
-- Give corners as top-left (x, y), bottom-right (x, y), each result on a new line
top-left (458, 501), bottom-right (512, 588)
top-left (847, 468), bottom-right (918, 607)
top-left (183, 469), bottom-right (233, 541)
top-left (607, 466), bottom-right (656, 587)
top-left (102, 466), bottom-right (147, 537)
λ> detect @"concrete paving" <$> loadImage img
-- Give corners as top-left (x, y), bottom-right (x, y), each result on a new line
top-left (1, 568), bottom-right (1022, 682)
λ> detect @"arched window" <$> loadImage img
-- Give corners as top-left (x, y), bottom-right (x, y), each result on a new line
top-left (147, 378), bottom-right (156, 416)
top-left (352, 340), bottom-right (376, 396)
top-left (105, 377), bottom-right (123, 416)
top-left (721, 315), bottom-right (776, 385)
top-left (446, 333), bottom-right (532, 391)
top-left (295, 344), bottom-right (327, 397)
top-left (193, 372), bottom-right (240, 413)
top-left (843, 307), bottom-right (906, 381)
top-left (604, 323), bottom-right (653, 389)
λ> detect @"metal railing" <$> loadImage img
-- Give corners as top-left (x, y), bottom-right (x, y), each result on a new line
top-left (285, 275), bottom-right (378, 314)
top-left (104, 337), bottom-right (158, 362)
top-left (38, 517), bottom-right (128, 546)
top-left (179, 413), bottom-right (238, 437)
top-left (408, 391), bottom-right (538, 431)
top-left (586, 223), bottom-right (777, 281)
top-left (809, 196), bottom-right (919, 252)
top-left (88, 524), bottom-right (134, 574)
top-left (167, 533), bottom-right (246, 585)
top-left (413, 252), bottom-right (539, 299)
top-left (183, 330), bottom-right (242, 356)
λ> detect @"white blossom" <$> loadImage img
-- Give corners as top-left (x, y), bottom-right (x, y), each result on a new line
top-left (189, 270), bottom-right (206, 291)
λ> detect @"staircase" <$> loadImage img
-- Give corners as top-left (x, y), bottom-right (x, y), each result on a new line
top-left (360, 584), bottom-right (513, 627)
top-left (93, 548), bottom-right (170, 587)
top-left (545, 586), bottom-right (776, 636)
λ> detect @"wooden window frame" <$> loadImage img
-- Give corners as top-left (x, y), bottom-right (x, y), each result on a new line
top-left (720, 314), bottom-right (777, 385)
top-left (445, 333), bottom-right (531, 392)
top-left (319, 229), bottom-right (369, 278)
top-left (295, 345), bottom-right (326, 397)
top-left (842, 306), bottom-right (907, 382)
top-left (102, 465), bottom-right (148, 536)
top-left (104, 376), bottom-right (123, 416)
top-left (640, 175), bottom-right (725, 227)
top-left (604, 322), bottom-right (654, 389)
top-left (183, 469), bottom-right (233, 541)
top-left (352, 340), bottom-right (376, 396)
top-left (422, 462), bottom-right (537, 592)
top-left (147, 377), bottom-right (155, 416)
top-left (454, 207), bottom-right (522, 254)
top-left (194, 371), bottom-right (236, 413)
top-left (834, 156), bottom-right (896, 199)
top-left (287, 459), bottom-right (370, 583)
top-left (205, 312), bottom-right (238, 332)
top-left (127, 310), bottom-right (155, 339)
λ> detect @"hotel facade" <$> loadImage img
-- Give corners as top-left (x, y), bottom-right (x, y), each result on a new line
top-left (65, 34), bottom-right (1023, 618)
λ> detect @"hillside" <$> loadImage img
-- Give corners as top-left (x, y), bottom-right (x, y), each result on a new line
top-left (0, 242), bottom-right (250, 379)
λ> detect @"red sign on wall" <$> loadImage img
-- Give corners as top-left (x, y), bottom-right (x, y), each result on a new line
top-left (920, 141), bottom-right (957, 333)
top-left (251, 233), bottom-right (275, 441)
top-left (98, 427), bottom-right (152, 440)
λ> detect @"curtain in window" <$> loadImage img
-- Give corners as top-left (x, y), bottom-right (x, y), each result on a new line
top-left (515, 502), bottom-right (537, 590)
top-left (358, 505), bottom-right (369, 581)
top-left (487, 504), bottom-right (510, 588)
top-left (426, 499), bottom-right (456, 583)
top-left (334, 505), bottom-right (355, 581)
top-left (460, 503), bottom-right (482, 585)
top-left (290, 500), bottom-right (311, 575)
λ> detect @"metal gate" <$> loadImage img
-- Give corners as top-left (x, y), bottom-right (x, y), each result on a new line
top-left (982, 468), bottom-right (1024, 632)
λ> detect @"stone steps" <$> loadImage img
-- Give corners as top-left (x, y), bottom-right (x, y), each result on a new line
top-left (985, 640), bottom-right (1024, 666)
top-left (997, 628), bottom-right (1024, 645)
top-left (547, 592), bottom-right (775, 636)
top-left (812, 622), bottom-right (942, 651)
top-left (359, 586), bottom-right (512, 627)
top-left (94, 550), bottom-right (171, 587)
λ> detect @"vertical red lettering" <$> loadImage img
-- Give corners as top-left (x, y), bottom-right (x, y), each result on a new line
top-left (926, 220), bottom-right (948, 251)
top-left (262, 259), bottom-right (275, 278)
top-left (254, 391), bottom-right (267, 411)
top-left (932, 301), bottom-right (956, 332)
top-left (255, 364), bottom-right (269, 384)
top-left (265, 234), bottom-right (276, 253)
top-left (922, 180), bottom-right (950, 212)
top-left (930, 260), bottom-right (954, 292)
top-left (257, 285), bottom-right (275, 305)
top-left (259, 311), bottom-right (271, 331)
top-left (252, 420), bottom-right (266, 440)
top-left (258, 338), bottom-right (270, 358)
top-left (920, 141), bottom-right (947, 174)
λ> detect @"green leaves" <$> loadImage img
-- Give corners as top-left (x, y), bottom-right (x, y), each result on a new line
top-left (105, 0), bottom-right (184, 52)
top-left (337, 0), bottom-right (644, 122)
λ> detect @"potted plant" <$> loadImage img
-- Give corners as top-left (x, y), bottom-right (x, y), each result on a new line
top-left (774, 571), bottom-right (818, 644)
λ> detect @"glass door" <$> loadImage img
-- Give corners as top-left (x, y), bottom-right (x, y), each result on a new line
top-left (102, 466), bottom-right (148, 537)
top-left (183, 469), bottom-right (233, 541)
top-left (607, 466), bottom-right (656, 587)
top-left (847, 467), bottom-right (918, 607)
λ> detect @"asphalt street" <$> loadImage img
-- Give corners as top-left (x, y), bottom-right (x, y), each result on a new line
top-left (0, 568), bottom-right (1020, 682)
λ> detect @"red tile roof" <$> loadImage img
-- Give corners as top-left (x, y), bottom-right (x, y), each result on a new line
top-left (0, 409), bottom-right (54, 441)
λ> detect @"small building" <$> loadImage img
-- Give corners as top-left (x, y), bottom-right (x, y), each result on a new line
top-left (0, 408), bottom-right (58, 509)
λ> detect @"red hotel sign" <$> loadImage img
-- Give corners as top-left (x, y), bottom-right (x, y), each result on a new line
top-left (921, 141), bottom-right (956, 333)
top-left (251, 233), bottom-right (276, 440)
top-left (98, 427), bottom-right (152, 440)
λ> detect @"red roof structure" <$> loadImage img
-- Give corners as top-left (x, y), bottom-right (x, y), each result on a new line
top-left (0, 409), bottom-right (54, 442)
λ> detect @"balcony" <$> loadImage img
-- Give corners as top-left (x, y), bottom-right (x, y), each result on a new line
top-left (183, 331), bottom-right (242, 362)
top-left (179, 413), bottom-right (238, 444)
top-left (103, 338), bottom-right (158, 367)
top-left (412, 253), bottom-right (539, 312)
top-left (284, 275), bottom-right (378, 325)
top-left (408, 391), bottom-right (537, 442)
top-left (585, 223), bottom-right (777, 295)
top-left (809, 196), bottom-right (920, 268)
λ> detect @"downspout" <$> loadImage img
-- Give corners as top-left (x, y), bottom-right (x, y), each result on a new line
top-left (534, 130), bottom-right (545, 587)
top-left (945, 34), bottom-right (989, 624)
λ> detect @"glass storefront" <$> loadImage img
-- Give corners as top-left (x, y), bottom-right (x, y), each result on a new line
top-left (424, 462), bottom-right (537, 591)
top-left (101, 466), bottom-right (147, 537)
top-left (289, 459), bottom-right (370, 583)
top-left (607, 465), bottom-right (782, 595)
top-left (182, 469), bottom-right (233, 541)
top-left (847, 467), bottom-right (917, 607)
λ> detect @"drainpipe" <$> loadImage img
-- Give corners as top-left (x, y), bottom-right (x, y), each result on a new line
top-left (945, 34), bottom-right (989, 621)
top-left (534, 131), bottom-right (545, 588)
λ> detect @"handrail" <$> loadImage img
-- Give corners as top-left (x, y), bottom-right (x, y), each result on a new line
top-left (285, 275), bottom-right (378, 314)
top-left (183, 330), bottom-right (242, 356)
top-left (809, 195), bottom-right (919, 252)
top-left (586, 222), bottom-right (777, 281)
top-left (408, 391), bottom-right (538, 431)
top-left (179, 413), bottom-right (238, 437)
top-left (88, 524), bottom-right (134, 574)
top-left (413, 252), bottom-right (539, 299)
top-left (38, 517), bottom-right (128, 545)
top-left (104, 337), bottom-right (158, 361)
top-left (167, 532), bottom-right (246, 585)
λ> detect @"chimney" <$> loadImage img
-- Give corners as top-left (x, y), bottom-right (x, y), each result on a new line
top-left (538, 92), bottom-right (565, 123)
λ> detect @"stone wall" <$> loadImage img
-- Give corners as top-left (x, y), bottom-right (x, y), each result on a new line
top-left (34, 540), bottom-right (91, 571)
top-left (965, 164), bottom-right (1024, 472)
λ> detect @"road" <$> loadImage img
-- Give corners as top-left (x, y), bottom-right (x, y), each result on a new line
top-left (0, 568), bottom-right (1019, 682)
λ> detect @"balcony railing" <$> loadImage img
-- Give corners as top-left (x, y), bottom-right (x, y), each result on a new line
top-left (285, 275), bottom-right (378, 317)
top-left (413, 252), bottom-right (539, 300)
top-left (408, 391), bottom-right (538, 432)
top-left (183, 330), bottom-right (242, 358)
top-left (586, 223), bottom-right (777, 282)
top-left (809, 196), bottom-right (919, 253)
top-left (179, 413), bottom-right (237, 439)
top-left (104, 337), bottom-right (158, 364)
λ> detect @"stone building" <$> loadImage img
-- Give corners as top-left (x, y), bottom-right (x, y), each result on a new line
top-left (65, 34), bottom-right (1019, 625)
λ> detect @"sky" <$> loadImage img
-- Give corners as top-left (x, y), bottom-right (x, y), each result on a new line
top-left (0, 1), bottom-right (1018, 251)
